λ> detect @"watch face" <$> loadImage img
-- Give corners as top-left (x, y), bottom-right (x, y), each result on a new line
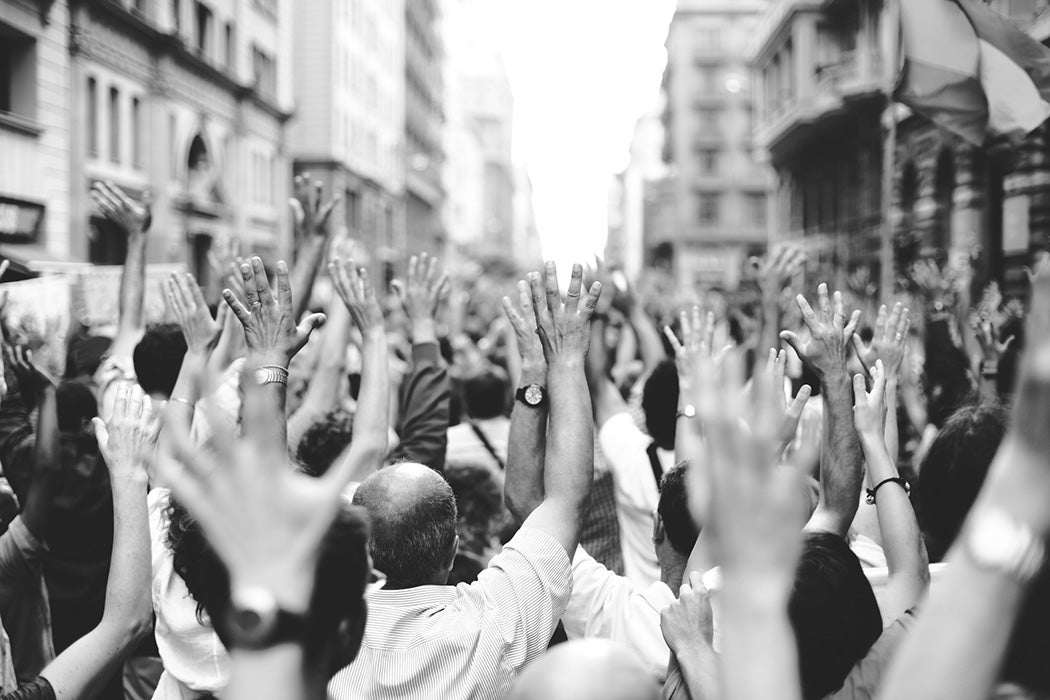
top-left (969, 511), bottom-right (1020, 565)
top-left (230, 587), bottom-right (279, 644)
top-left (682, 405), bottom-right (696, 418)
top-left (524, 385), bottom-right (543, 405)
top-left (254, 368), bottom-right (268, 384)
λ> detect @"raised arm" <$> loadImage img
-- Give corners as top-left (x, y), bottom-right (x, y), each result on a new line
top-left (852, 303), bottom-right (911, 463)
top-left (326, 257), bottom-right (390, 484)
top-left (288, 174), bottom-right (340, 322)
top-left (754, 244), bottom-right (805, 360)
top-left (502, 277), bottom-right (549, 522)
top-left (387, 253), bottom-right (451, 471)
top-left (853, 361), bottom-right (928, 626)
top-left (39, 386), bottom-right (156, 699)
top-left (614, 280), bottom-right (665, 374)
top-left (660, 572), bottom-right (721, 700)
top-left (584, 279), bottom-right (627, 429)
top-left (878, 261), bottom-right (1050, 700)
top-left (223, 257), bottom-right (326, 453)
top-left (90, 182), bottom-right (151, 361)
top-left (165, 272), bottom-right (221, 420)
top-left (781, 284), bottom-right (864, 537)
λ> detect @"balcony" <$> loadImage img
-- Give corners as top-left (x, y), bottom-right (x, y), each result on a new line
top-left (748, 0), bottom-right (824, 61)
top-left (755, 49), bottom-right (885, 160)
top-left (0, 115), bottom-right (42, 203)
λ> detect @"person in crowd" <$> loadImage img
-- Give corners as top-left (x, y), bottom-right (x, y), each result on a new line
top-left (445, 365), bottom-right (510, 471)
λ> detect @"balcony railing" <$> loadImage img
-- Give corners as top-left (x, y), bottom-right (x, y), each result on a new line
top-left (814, 49), bottom-right (883, 98)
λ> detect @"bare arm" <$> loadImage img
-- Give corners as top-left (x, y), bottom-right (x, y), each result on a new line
top-left (519, 263), bottom-right (601, 557)
top-left (661, 573), bottom-right (721, 700)
top-left (42, 388), bottom-right (156, 699)
top-left (91, 182), bottom-right (151, 361)
top-left (287, 297), bottom-right (352, 453)
top-left (288, 174), bottom-right (340, 322)
top-left (584, 315), bottom-right (627, 430)
top-left (327, 258), bottom-right (390, 485)
top-left (502, 277), bottom-right (549, 522)
top-left (754, 245), bottom-right (806, 362)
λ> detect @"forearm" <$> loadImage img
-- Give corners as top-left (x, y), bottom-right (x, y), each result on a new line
top-left (243, 352), bottom-right (290, 453)
top-left (671, 644), bottom-right (721, 700)
top-left (289, 236), bottom-right (327, 322)
top-left (20, 387), bottom-right (58, 541)
top-left (978, 363), bottom-right (999, 402)
top-left (113, 235), bottom-right (148, 358)
top-left (720, 584), bottom-right (801, 700)
top-left (388, 342), bottom-right (449, 471)
top-left (628, 306), bottom-right (665, 371)
top-left (227, 647), bottom-right (309, 700)
top-left (883, 378), bottom-right (900, 466)
top-left (333, 330), bottom-right (390, 483)
top-left (812, 375), bottom-right (864, 535)
top-left (504, 363), bottom-right (548, 522)
top-left (758, 296), bottom-right (782, 361)
top-left (288, 305), bottom-right (353, 452)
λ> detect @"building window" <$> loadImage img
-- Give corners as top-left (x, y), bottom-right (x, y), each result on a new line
top-left (0, 28), bottom-right (37, 121)
top-left (748, 192), bottom-right (767, 226)
top-left (132, 0), bottom-right (149, 16)
top-left (697, 27), bottom-right (721, 51)
top-left (169, 112), bottom-right (178, 179)
top-left (224, 22), bottom-right (235, 69)
top-left (109, 86), bottom-right (121, 164)
top-left (194, 1), bottom-right (212, 57)
top-left (698, 66), bottom-right (718, 93)
top-left (87, 77), bottom-right (99, 158)
top-left (251, 44), bottom-right (276, 97)
top-left (132, 97), bottom-right (143, 168)
top-left (698, 108), bottom-right (720, 135)
top-left (699, 149), bottom-right (719, 175)
top-left (698, 193), bottom-right (720, 224)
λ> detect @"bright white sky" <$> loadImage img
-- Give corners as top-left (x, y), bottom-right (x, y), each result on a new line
top-left (465, 0), bottom-right (678, 269)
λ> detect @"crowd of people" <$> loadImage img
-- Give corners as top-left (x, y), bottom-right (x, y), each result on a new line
top-left (0, 175), bottom-right (1047, 700)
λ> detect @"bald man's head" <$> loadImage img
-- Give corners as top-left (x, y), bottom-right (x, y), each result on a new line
top-left (509, 640), bottom-right (658, 700)
top-left (352, 462), bottom-right (458, 588)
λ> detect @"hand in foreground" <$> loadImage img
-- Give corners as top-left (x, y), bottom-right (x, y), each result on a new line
top-left (91, 181), bottom-right (152, 235)
top-left (852, 360), bottom-right (886, 440)
top-left (290, 172), bottom-right (339, 239)
top-left (167, 272), bottom-right (220, 355)
top-left (528, 261), bottom-right (602, 366)
top-left (391, 252), bottom-right (450, 341)
top-left (154, 388), bottom-right (363, 612)
top-left (660, 571), bottom-right (715, 654)
top-left (222, 256), bottom-right (325, 365)
top-left (852, 302), bottom-right (911, 379)
top-left (92, 384), bottom-right (158, 482)
top-left (329, 258), bottom-right (385, 336)
top-left (780, 283), bottom-right (860, 381)
top-left (502, 279), bottom-right (546, 373)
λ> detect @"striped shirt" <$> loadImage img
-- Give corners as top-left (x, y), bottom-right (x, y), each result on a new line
top-left (327, 527), bottom-right (571, 700)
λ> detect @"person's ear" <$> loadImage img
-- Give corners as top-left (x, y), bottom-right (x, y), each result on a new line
top-left (446, 534), bottom-right (460, 570)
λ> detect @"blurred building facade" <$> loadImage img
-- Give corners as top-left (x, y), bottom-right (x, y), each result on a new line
top-left (0, 0), bottom-right (295, 280)
top-left (291, 0), bottom-right (405, 261)
top-left (443, 0), bottom-right (516, 263)
top-left (405, 0), bottom-right (446, 254)
top-left (753, 0), bottom-right (1050, 294)
top-left (660, 0), bottom-right (772, 291)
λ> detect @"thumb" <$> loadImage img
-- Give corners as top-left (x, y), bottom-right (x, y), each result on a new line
top-left (91, 417), bottom-right (108, 449)
top-left (297, 313), bottom-right (327, 337)
top-left (780, 330), bottom-right (804, 359)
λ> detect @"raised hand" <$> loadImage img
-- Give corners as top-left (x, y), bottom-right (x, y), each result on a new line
top-left (529, 261), bottom-right (602, 366)
top-left (852, 359), bottom-right (886, 439)
top-left (166, 272), bottom-right (220, 355)
top-left (760, 348), bottom-right (812, 454)
top-left (6, 344), bottom-right (56, 397)
top-left (664, 306), bottom-right (717, 381)
top-left (90, 181), bottom-right (151, 235)
top-left (290, 172), bottom-right (339, 239)
top-left (779, 283), bottom-right (860, 381)
top-left (154, 391), bottom-right (364, 614)
top-left (329, 258), bottom-right (384, 336)
top-left (970, 284), bottom-right (1015, 370)
top-left (852, 302), bottom-right (911, 378)
top-left (752, 243), bottom-right (806, 299)
top-left (502, 279), bottom-right (546, 373)
top-left (391, 252), bottom-right (450, 339)
top-left (92, 384), bottom-right (158, 481)
top-left (222, 256), bottom-right (326, 366)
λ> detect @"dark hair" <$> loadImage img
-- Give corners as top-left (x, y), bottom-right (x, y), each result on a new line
top-left (444, 460), bottom-right (507, 557)
top-left (65, 333), bottom-right (112, 379)
top-left (133, 323), bottom-right (187, 398)
top-left (1003, 566), bottom-right (1050, 695)
top-left (923, 319), bottom-right (973, 428)
top-left (56, 379), bottom-right (98, 433)
top-left (461, 366), bottom-right (509, 420)
top-left (642, 359), bottom-right (679, 451)
top-left (916, 401), bottom-right (1008, 562)
top-left (789, 531), bottom-right (881, 700)
top-left (297, 408), bottom-right (354, 477)
top-left (657, 461), bottom-right (699, 556)
top-left (352, 471), bottom-right (458, 588)
top-left (167, 492), bottom-right (370, 675)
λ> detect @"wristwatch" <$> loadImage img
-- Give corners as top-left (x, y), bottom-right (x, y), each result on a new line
top-left (964, 509), bottom-right (1046, 584)
top-left (515, 384), bottom-right (546, 408)
top-left (226, 587), bottom-right (309, 650)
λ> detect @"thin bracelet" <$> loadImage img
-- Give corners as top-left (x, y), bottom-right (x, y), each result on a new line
top-left (169, 397), bottom-right (195, 410)
top-left (866, 476), bottom-right (910, 505)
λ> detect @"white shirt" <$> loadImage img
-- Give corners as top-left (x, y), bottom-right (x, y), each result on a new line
top-left (327, 527), bottom-right (571, 700)
top-left (445, 416), bottom-right (510, 471)
top-left (561, 547), bottom-right (675, 682)
top-left (598, 412), bottom-right (674, 587)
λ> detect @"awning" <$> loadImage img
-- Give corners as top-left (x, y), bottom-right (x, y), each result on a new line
top-left (0, 242), bottom-right (79, 280)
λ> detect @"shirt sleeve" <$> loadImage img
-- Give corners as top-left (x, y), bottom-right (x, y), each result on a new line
top-left (472, 527), bottom-right (572, 670)
top-left (0, 386), bottom-right (36, 504)
top-left (598, 412), bottom-right (661, 513)
top-left (1, 676), bottom-right (56, 700)
top-left (823, 611), bottom-right (918, 700)
top-left (387, 342), bottom-right (450, 473)
top-left (561, 547), bottom-right (634, 640)
top-left (0, 517), bottom-right (47, 609)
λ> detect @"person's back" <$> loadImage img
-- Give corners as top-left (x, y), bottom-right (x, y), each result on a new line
top-left (507, 639), bottom-right (658, 700)
top-left (328, 463), bottom-right (571, 700)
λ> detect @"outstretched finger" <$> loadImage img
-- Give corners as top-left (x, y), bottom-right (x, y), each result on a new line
top-left (851, 334), bottom-right (872, 375)
top-left (566, 264), bottom-right (583, 314)
top-left (873, 304), bottom-right (888, 341)
top-left (578, 281), bottom-right (602, 320)
top-left (852, 373), bottom-right (867, 405)
top-left (222, 289), bottom-right (251, 326)
top-left (544, 261), bottom-right (563, 325)
top-left (275, 261), bottom-right (294, 313)
top-left (517, 280), bottom-right (538, 330)
top-left (664, 326), bottom-right (685, 357)
top-left (240, 262), bottom-right (260, 309)
top-left (796, 294), bottom-right (818, 331)
top-left (844, 309), bottom-right (862, 339)
top-left (250, 257), bottom-right (272, 307)
top-left (817, 283), bottom-right (831, 321)
top-left (780, 330), bottom-right (805, 360)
